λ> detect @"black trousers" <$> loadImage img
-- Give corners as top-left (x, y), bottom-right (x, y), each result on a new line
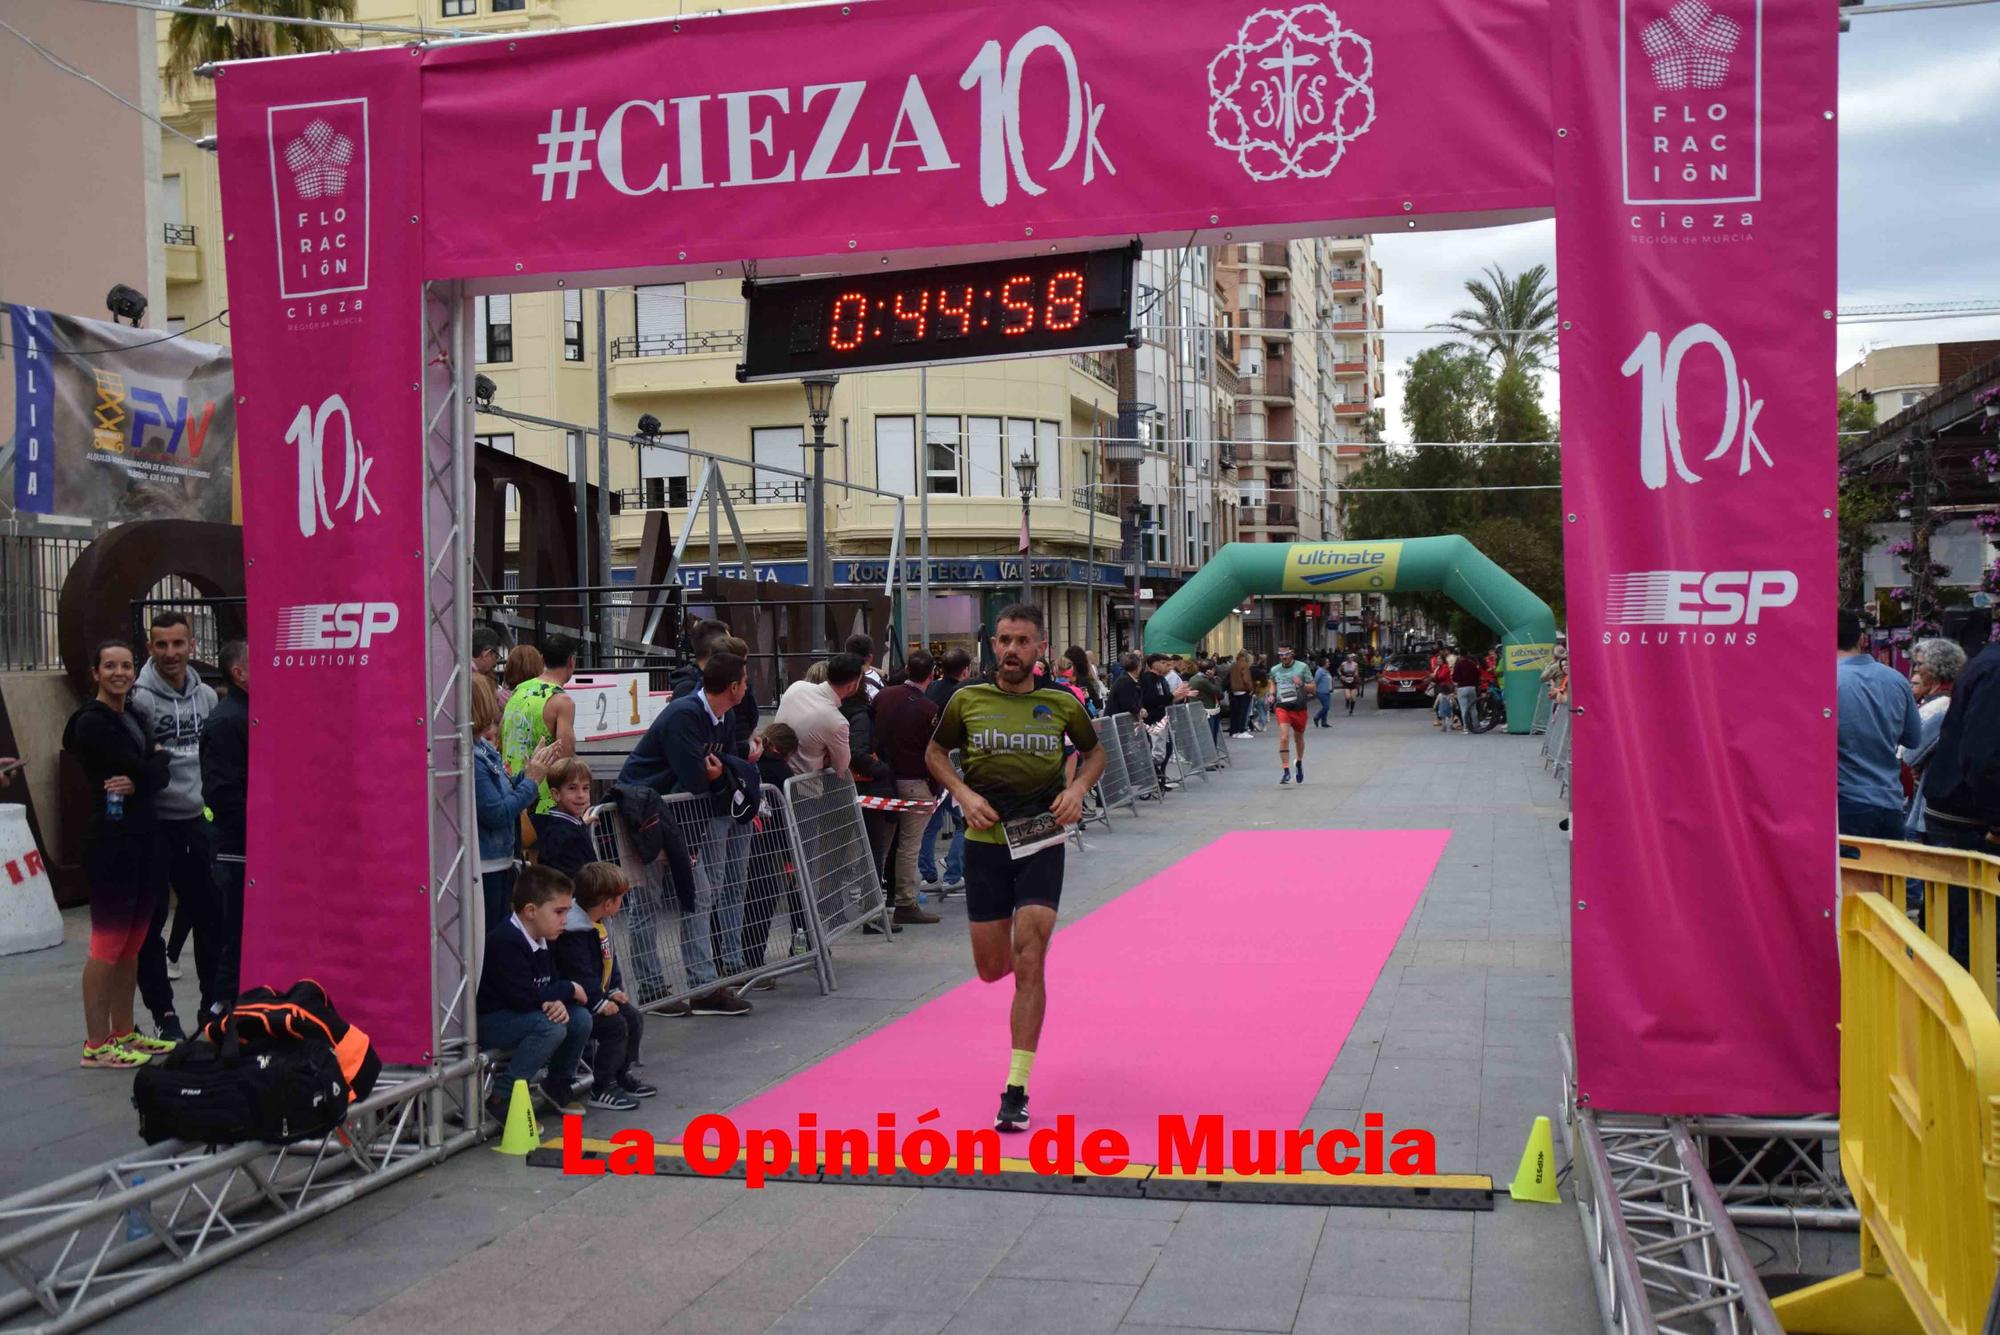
top-left (590, 1004), bottom-right (644, 1084)
top-left (1229, 694), bottom-right (1251, 735)
top-left (137, 818), bottom-right (220, 1023)
top-left (211, 855), bottom-right (245, 1010)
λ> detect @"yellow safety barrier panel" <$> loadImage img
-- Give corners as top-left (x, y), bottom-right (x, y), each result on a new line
top-left (1838, 836), bottom-right (2000, 1010)
top-left (1772, 889), bottom-right (2000, 1335)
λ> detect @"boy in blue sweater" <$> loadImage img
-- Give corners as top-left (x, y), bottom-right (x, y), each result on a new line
top-left (476, 865), bottom-right (593, 1122)
top-left (530, 757), bottom-right (597, 876)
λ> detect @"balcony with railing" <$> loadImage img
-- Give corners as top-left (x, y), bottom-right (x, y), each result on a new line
top-left (164, 223), bottom-right (200, 284)
top-left (1239, 242), bottom-right (1288, 272)
top-left (1329, 264), bottom-right (1367, 293)
top-left (1241, 369), bottom-right (1295, 402)
top-left (609, 329), bottom-right (752, 397)
top-left (1070, 350), bottom-right (1119, 388)
top-left (1328, 306), bottom-right (1366, 331)
top-left (1218, 442), bottom-right (1239, 471)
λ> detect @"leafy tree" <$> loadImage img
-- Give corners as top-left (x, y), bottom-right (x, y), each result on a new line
top-left (164, 0), bottom-right (358, 102)
top-left (1835, 390), bottom-right (1886, 607)
top-left (1401, 345), bottom-right (1493, 444)
top-left (1341, 332), bottom-right (1564, 645)
top-left (1443, 263), bottom-right (1558, 376)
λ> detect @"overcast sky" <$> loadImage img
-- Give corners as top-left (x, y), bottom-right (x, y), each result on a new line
top-left (1367, 5), bottom-right (2000, 442)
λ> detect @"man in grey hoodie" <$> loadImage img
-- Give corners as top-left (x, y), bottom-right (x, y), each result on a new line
top-left (128, 611), bottom-right (220, 1037)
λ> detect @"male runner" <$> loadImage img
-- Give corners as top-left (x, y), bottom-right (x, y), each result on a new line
top-left (1338, 653), bottom-right (1362, 715)
top-left (928, 604), bottom-right (1105, 1133)
top-left (1268, 645), bottom-right (1314, 785)
top-left (501, 633), bottom-right (578, 811)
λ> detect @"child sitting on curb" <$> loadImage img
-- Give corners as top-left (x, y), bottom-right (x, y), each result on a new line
top-left (553, 862), bottom-right (656, 1111)
top-left (475, 864), bottom-right (593, 1121)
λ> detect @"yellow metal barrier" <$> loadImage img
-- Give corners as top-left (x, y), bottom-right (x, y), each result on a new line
top-left (1772, 890), bottom-right (2000, 1335)
top-left (1838, 836), bottom-right (2000, 1009)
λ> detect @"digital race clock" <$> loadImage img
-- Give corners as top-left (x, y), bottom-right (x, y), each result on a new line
top-left (737, 244), bottom-right (1137, 381)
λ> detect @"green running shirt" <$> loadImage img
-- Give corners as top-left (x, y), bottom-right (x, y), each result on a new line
top-left (932, 683), bottom-right (1098, 845)
top-left (501, 678), bottom-right (562, 812)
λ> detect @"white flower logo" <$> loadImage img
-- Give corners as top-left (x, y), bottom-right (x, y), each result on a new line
top-left (283, 118), bottom-right (356, 199)
top-left (1640, 0), bottom-right (1742, 92)
top-left (1207, 5), bottom-right (1374, 183)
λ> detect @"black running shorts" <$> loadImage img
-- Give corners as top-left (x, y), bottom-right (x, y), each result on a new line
top-left (964, 839), bottom-right (1065, 923)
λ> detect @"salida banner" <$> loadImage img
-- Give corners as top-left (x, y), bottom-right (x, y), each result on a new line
top-left (5, 306), bottom-right (235, 523)
top-left (1554, 0), bottom-right (1839, 1111)
top-left (212, 0), bottom-right (1838, 1106)
top-left (215, 52), bottom-right (435, 1063)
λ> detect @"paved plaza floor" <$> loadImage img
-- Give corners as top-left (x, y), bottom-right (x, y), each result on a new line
top-left (6, 704), bottom-right (1606, 1333)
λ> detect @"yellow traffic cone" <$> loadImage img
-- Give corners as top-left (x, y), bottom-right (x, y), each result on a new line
top-left (493, 1078), bottom-right (543, 1155)
top-left (1508, 1115), bottom-right (1561, 1203)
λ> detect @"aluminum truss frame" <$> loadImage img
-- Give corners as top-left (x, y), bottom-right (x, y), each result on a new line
top-left (1552, 1031), bottom-right (1792, 1335)
top-left (423, 282), bottom-right (484, 1127)
top-left (1560, 1037), bottom-right (1788, 1335)
top-left (0, 285), bottom-right (491, 1335)
top-left (0, 1063), bottom-right (479, 1333)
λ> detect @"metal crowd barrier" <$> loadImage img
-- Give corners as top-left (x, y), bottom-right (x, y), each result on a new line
top-left (1530, 689), bottom-right (1555, 735)
top-left (592, 786), bottom-right (831, 1011)
top-left (1771, 875), bottom-right (2000, 1335)
top-left (1106, 712), bottom-right (1162, 800)
top-left (1090, 715), bottom-right (1139, 818)
top-left (783, 769), bottom-right (895, 947)
top-left (1166, 701), bottom-right (1210, 785)
top-left (1184, 701), bottom-right (1225, 772)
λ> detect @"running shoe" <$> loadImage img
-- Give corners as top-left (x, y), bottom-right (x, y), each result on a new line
top-left (1295, 763), bottom-right (1305, 784)
top-left (154, 1015), bottom-right (188, 1044)
top-left (165, 958), bottom-right (183, 981)
top-left (995, 1084), bottom-right (1030, 1133)
top-left (81, 1041), bottom-right (149, 1069)
top-left (690, 987), bottom-right (753, 1016)
top-left (588, 1087), bottom-right (640, 1112)
top-left (1280, 769), bottom-right (1291, 785)
top-left (618, 1076), bottom-right (659, 1098)
top-left (116, 1030), bottom-right (180, 1056)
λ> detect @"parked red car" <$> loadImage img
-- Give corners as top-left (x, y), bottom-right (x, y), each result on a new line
top-left (1375, 654), bottom-right (1432, 708)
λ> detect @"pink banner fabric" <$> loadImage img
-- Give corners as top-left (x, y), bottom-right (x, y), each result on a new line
top-left (1554, 0), bottom-right (1839, 1112)
top-left (416, 0), bottom-right (1555, 280)
top-left (216, 51), bottom-right (437, 1063)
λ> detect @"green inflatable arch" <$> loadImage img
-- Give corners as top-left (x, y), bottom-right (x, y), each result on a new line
top-left (1143, 538), bottom-right (1558, 734)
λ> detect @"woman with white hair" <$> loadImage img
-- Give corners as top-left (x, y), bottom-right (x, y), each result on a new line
top-left (1901, 636), bottom-right (1968, 835)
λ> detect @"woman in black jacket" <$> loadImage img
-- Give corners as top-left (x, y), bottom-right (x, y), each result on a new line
top-left (61, 640), bottom-right (174, 1069)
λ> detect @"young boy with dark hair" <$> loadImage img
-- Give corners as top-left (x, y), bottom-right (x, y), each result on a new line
top-left (475, 865), bottom-right (593, 1121)
top-left (530, 757), bottom-right (596, 876)
top-left (553, 862), bottom-right (655, 1111)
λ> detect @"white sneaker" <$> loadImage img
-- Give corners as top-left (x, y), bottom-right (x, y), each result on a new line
top-left (165, 959), bottom-right (183, 981)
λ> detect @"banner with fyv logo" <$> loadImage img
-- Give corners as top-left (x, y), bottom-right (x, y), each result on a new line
top-left (215, 50), bottom-right (433, 1064)
top-left (1555, 0), bottom-right (1836, 1113)
top-left (414, 0), bottom-right (1555, 279)
top-left (4, 307), bottom-right (235, 522)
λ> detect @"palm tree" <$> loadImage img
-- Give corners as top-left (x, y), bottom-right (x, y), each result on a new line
top-left (163, 0), bottom-right (358, 103)
top-left (1441, 263), bottom-right (1558, 376)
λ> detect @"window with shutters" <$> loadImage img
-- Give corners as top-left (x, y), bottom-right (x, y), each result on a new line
top-left (965, 417), bottom-right (1004, 497)
top-left (874, 416), bottom-right (918, 497)
top-left (640, 432), bottom-right (690, 509)
top-left (563, 289), bottom-right (584, 362)
top-left (475, 295), bottom-right (512, 364)
top-left (633, 284), bottom-right (687, 357)
top-left (925, 417), bottom-right (960, 495)
top-left (750, 427), bottom-right (806, 503)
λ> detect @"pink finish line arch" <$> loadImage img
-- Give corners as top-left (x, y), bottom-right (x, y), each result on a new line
top-left (215, 0), bottom-right (1837, 1114)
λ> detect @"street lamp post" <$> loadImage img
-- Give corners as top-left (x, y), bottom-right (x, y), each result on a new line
top-left (802, 374), bottom-right (839, 651)
top-left (1013, 450), bottom-right (1039, 607)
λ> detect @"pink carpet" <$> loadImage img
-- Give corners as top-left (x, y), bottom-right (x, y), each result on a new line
top-left (728, 829), bottom-right (1449, 1165)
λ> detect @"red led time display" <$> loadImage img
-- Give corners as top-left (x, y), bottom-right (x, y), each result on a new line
top-left (738, 245), bottom-right (1136, 382)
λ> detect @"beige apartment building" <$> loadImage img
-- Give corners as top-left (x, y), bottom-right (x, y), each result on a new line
top-left (148, 0), bottom-right (1383, 660)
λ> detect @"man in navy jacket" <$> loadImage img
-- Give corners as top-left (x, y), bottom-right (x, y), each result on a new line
top-left (616, 652), bottom-right (754, 1016)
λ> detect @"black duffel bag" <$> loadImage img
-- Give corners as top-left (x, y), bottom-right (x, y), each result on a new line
top-left (132, 1017), bottom-right (351, 1146)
